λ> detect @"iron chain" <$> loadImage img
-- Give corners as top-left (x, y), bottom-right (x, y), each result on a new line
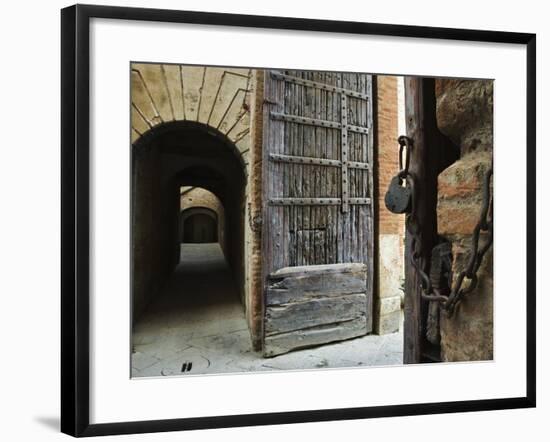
top-left (443, 167), bottom-right (493, 314)
top-left (399, 136), bottom-right (493, 317)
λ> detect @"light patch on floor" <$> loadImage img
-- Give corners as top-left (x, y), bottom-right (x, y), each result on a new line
top-left (132, 243), bottom-right (403, 377)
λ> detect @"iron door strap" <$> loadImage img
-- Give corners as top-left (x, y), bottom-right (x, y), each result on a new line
top-left (341, 94), bottom-right (349, 213)
top-left (270, 111), bottom-right (370, 134)
top-left (267, 74), bottom-right (371, 214)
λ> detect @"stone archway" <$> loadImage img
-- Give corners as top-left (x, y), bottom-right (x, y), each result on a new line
top-left (131, 119), bottom-right (247, 321)
top-left (130, 64), bottom-right (266, 351)
top-left (131, 64), bottom-right (252, 164)
top-left (181, 207), bottom-right (218, 244)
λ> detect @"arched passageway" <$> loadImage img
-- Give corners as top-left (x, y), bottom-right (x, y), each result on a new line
top-left (181, 207), bottom-right (218, 243)
top-left (183, 213), bottom-right (217, 243)
top-left (131, 121), bottom-right (247, 322)
top-left (129, 64), bottom-right (409, 377)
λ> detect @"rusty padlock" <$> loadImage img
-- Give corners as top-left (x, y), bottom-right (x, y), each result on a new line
top-left (384, 175), bottom-right (412, 214)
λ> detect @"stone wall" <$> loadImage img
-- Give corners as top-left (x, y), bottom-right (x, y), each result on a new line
top-left (436, 79), bottom-right (493, 361)
top-left (131, 64), bottom-right (252, 161)
top-left (374, 76), bottom-right (405, 335)
top-left (132, 63), bottom-right (253, 321)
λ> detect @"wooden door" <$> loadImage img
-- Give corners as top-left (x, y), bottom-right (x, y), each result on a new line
top-left (401, 78), bottom-right (459, 364)
top-left (261, 70), bottom-right (374, 355)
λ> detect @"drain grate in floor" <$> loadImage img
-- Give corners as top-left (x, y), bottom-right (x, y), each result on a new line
top-left (181, 361), bottom-right (193, 373)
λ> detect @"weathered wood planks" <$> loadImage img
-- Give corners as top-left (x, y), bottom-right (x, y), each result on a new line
top-left (402, 78), bottom-right (460, 364)
top-left (266, 263), bottom-right (367, 305)
top-left (265, 293), bottom-right (367, 335)
top-left (264, 317), bottom-right (367, 358)
top-left (263, 263), bottom-right (370, 357)
top-left (262, 70), bottom-right (374, 356)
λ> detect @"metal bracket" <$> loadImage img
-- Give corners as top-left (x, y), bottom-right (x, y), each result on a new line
top-left (270, 112), bottom-right (369, 135)
top-left (269, 153), bottom-right (370, 170)
top-left (268, 197), bottom-right (371, 206)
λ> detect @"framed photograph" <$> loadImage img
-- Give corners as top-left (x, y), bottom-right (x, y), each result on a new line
top-left (61, 4), bottom-right (536, 437)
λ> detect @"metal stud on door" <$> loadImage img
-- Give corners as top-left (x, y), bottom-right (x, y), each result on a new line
top-left (261, 70), bottom-right (374, 355)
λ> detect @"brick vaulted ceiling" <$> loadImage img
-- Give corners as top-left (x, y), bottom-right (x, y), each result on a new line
top-left (131, 64), bottom-right (252, 164)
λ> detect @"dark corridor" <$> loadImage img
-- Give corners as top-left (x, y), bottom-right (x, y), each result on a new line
top-left (131, 121), bottom-right (246, 322)
top-left (183, 213), bottom-right (218, 243)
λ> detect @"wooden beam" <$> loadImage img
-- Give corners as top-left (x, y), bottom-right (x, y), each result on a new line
top-left (402, 77), bottom-right (460, 364)
top-left (403, 78), bottom-right (441, 364)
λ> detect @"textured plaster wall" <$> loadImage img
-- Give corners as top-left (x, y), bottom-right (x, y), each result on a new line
top-left (436, 79), bottom-right (494, 361)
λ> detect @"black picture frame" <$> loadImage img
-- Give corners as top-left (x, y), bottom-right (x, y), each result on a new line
top-left (61, 4), bottom-right (536, 437)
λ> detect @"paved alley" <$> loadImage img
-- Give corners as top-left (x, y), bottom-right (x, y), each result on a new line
top-left (132, 243), bottom-right (403, 378)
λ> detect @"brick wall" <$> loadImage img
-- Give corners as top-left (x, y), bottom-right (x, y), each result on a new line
top-left (374, 76), bottom-right (405, 335)
top-left (377, 76), bottom-right (403, 235)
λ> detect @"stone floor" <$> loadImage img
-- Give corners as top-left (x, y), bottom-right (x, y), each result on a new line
top-left (132, 243), bottom-right (403, 378)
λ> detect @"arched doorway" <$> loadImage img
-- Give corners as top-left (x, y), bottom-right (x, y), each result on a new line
top-left (131, 121), bottom-right (246, 320)
top-left (181, 208), bottom-right (218, 243)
